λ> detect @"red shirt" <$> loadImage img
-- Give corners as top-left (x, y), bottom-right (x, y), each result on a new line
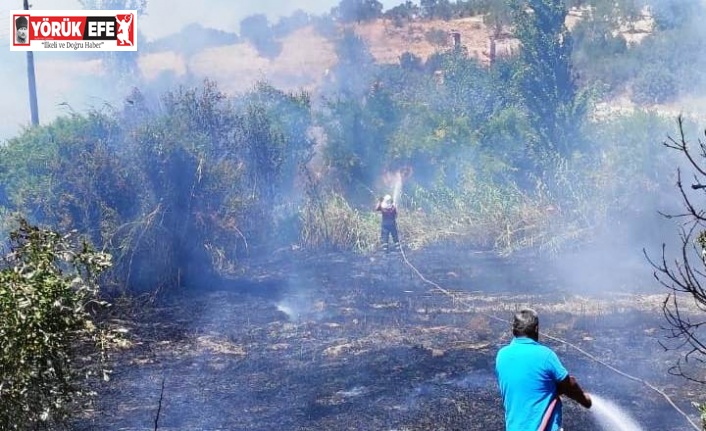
top-left (376, 203), bottom-right (397, 225)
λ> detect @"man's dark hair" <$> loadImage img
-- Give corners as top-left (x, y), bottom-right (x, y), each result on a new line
top-left (512, 308), bottom-right (539, 338)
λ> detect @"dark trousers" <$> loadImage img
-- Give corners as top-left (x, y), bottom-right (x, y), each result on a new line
top-left (381, 223), bottom-right (399, 248)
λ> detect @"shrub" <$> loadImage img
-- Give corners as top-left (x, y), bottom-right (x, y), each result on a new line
top-left (0, 219), bottom-right (112, 430)
top-left (424, 28), bottom-right (449, 47)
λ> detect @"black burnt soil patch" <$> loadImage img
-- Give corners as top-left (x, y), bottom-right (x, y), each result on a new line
top-left (74, 249), bottom-right (706, 430)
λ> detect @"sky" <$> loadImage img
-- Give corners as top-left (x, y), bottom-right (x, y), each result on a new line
top-left (0, 0), bottom-right (405, 142)
top-left (3, 0), bottom-right (404, 41)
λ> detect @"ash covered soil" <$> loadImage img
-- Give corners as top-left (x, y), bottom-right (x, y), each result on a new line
top-left (76, 246), bottom-right (705, 430)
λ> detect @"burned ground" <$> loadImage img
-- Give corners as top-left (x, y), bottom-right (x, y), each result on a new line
top-left (75, 247), bottom-right (705, 430)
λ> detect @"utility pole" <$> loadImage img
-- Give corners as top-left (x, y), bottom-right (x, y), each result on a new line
top-left (24, 0), bottom-right (39, 125)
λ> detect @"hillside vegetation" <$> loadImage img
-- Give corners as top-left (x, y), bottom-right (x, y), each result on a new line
top-left (5, 0), bottom-right (705, 287)
top-left (133, 1), bottom-right (706, 122)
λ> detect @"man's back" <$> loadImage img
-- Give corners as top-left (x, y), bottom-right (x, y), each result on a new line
top-left (495, 337), bottom-right (568, 431)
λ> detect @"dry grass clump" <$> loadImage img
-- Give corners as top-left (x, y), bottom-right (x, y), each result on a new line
top-left (396, 182), bottom-right (575, 255)
top-left (299, 192), bottom-right (379, 252)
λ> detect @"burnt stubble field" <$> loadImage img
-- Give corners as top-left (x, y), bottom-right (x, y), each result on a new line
top-left (75, 246), bottom-right (706, 430)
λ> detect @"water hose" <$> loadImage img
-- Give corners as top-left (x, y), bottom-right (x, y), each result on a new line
top-left (538, 397), bottom-right (559, 431)
top-left (395, 246), bottom-right (701, 431)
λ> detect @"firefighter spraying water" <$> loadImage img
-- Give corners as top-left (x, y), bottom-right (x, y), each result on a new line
top-left (375, 194), bottom-right (399, 252)
top-left (374, 169), bottom-right (408, 253)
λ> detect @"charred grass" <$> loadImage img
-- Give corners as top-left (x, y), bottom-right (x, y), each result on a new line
top-left (76, 248), bottom-right (704, 430)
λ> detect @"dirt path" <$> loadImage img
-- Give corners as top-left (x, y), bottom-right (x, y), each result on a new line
top-left (75, 248), bottom-right (704, 430)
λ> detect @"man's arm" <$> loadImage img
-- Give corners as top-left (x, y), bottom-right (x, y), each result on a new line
top-left (557, 375), bottom-right (592, 408)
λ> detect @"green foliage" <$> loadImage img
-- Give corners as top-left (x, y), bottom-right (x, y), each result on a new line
top-left (384, 1), bottom-right (420, 26)
top-left (595, 1), bottom-right (706, 103)
top-left (386, 50), bottom-right (516, 186)
top-left (117, 81), bottom-right (314, 289)
top-left (627, 25), bottom-right (705, 103)
top-left (554, 111), bottom-right (678, 243)
top-left (0, 219), bottom-right (112, 430)
top-left (334, 0), bottom-right (383, 23)
top-left (475, 105), bottom-right (535, 178)
top-left (420, 0), bottom-right (454, 20)
top-left (483, 0), bottom-right (513, 36)
top-left (424, 28), bottom-right (449, 47)
top-left (398, 177), bottom-right (562, 254)
top-left (321, 85), bottom-right (398, 195)
top-left (321, 31), bottom-right (401, 197)
top-left (1, 80), bottom-right (314, 293)
top-left (330, 30), bottom-right (377, 98)
top-left (511, 0), bottom-right (586, 160)
top-left (0, 112), bottom-right (135, 247)
top-left (571, 12), bottom-right (629, 93)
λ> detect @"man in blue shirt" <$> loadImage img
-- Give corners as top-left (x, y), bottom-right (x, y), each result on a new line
top-left (496, 308), bottom-right (592, 431)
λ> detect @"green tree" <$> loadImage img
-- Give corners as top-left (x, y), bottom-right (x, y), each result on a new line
top-left (385, 0), bottom-right (419, 26)
top-left (420, 0), bottom-right (453, 20)
top-left (329, 30), bottom-right (377, 98)
top-left (322, 82), bottom-right (398, 198)
top-left (631, 64), bottom-right (678, 105)
top-left (571, 8), bottom-right (629, 93)
top-left (484, 0), bottom-right (513, 39)
top-left (334, 0), bottom-right (383, 23)
top-left (510, 0), bottom-right (587, 160)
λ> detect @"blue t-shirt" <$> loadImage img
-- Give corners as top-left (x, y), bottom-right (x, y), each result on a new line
top-left (495, 337), bottom-right (569, 431)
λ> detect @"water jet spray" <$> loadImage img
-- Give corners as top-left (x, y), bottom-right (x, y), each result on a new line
top-left (382, 167), bottom-right (413, 207)
top-left (590, 394), bottom-right (645, 431)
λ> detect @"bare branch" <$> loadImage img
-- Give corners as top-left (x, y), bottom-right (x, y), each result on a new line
top-left (649, 117), bottom-right (706, 384)
top-left (663, 116), bottom-right (706, 177)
